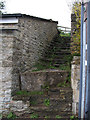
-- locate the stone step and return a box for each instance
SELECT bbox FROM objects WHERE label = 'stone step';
[20,110,72,119]
[13,88,72,103]
[44,58,69,62]
[45,52,71,56]
[52,64,61,67]
[30,92,72,105]
[44,54,71,59]
[46,45,70,50]
[48,87,72,96]
[50,39,70,43]
[50,42,70,45]
[46,44,70,50]
[30,103,72,112]
[42,60,69,65]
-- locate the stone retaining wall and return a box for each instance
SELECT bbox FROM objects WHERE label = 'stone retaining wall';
[71,56,80,115]
[0,14,58,115]
[21,70,69,91]
[13,16,58,92]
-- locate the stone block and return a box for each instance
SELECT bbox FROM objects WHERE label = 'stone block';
[21,70,69,91]
[2,67,12,82]
[72,102,76,114]
[71,56,80,115]
[73,89,79,103]
[5,89,11,95]
[11,100,30,112]
[3,97,11,102]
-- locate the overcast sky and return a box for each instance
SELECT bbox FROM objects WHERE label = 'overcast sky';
[3,0,71,27]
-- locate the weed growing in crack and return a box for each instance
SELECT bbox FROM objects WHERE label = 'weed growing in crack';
[44,99,50,106]
[56,115,62,119]
[30,113,38,118]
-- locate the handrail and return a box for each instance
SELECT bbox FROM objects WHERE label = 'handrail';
[57,26,71,33]
[58,26,71,29]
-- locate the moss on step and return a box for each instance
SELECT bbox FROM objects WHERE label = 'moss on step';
[15,90,44,96]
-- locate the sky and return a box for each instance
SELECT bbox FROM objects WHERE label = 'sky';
[3,0,71,27]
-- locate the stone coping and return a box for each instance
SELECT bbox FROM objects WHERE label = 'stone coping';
[1,13,58,24]
[22,69,69,74]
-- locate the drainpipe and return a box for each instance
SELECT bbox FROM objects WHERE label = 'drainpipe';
[87,0,90,119]
[78,0,84,118]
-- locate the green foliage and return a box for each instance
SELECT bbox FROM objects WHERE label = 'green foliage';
[56,115,62,119]
[16,90,44,96]
[57,81,67,87]
[59,54,73,71]
[57,70,71,87]
[41,84,49,91]
[32,60,57,72]
[7,112,17,120]
[32,61,48,71]
[0,114,2,119]
[71,2,81,55]
[57,80,70,87]
[60,31,71,37]
[30,100,37,105]
[70,115,75,119]
[30,113,38,118]
[44,116,50,119]
[72,52,80,56]
[16,90,27,95]
[44,99,50,106]
[59,65,70,71]
[70,115,78,120]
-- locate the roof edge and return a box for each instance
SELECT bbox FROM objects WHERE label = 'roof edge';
[1,13,58,24]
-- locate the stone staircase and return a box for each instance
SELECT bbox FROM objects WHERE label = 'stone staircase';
[13,86,72,119]
[12,35,73,119]
[42,36,71,68]
[29,87,72,119]
[33,35,72,71]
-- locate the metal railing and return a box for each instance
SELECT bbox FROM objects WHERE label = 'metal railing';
[57,26,71,33]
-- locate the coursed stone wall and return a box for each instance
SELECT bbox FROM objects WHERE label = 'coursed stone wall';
[0,15,58,115]
[12,16,58,92]
[0,28,15,115]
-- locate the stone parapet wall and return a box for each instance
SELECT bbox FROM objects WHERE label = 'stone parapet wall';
[17,17,58,71]
[71,56,80,115]
[21,70,69,91]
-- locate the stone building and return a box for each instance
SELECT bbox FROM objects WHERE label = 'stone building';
[0,13,58,114]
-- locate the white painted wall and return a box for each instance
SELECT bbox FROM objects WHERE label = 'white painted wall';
[0,17,18,24]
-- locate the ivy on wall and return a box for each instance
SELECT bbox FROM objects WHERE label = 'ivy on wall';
[71,2,81,56]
